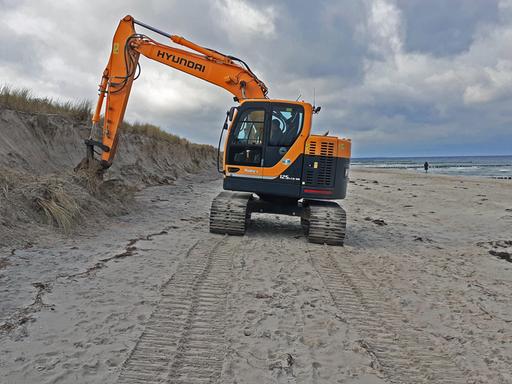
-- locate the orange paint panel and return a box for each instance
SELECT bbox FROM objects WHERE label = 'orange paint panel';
[239,99,308,107]
[100,17,138,164]
[305,135,351,159]
[306,135,338,157]
[137,43,266,100]
[337,138,352,159]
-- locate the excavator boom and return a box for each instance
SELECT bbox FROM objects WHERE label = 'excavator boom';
[86,15,267,168]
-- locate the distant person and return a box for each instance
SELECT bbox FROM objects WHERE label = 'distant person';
[424,161,429,173]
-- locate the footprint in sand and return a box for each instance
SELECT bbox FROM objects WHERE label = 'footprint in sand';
[477,240,512,262]
[364,217,387,226]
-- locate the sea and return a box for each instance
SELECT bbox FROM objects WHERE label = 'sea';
[351,155,512,179]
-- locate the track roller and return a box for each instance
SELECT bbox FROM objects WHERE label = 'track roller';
[303,201,346,246]
[209,191,252,235]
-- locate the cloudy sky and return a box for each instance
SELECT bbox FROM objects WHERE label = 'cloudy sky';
[1,0,511,157]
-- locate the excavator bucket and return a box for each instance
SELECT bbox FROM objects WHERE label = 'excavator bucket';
[74,134,110,180]
[74,145,105,179]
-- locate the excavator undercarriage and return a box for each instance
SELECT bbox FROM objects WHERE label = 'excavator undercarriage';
[210,192,347,245]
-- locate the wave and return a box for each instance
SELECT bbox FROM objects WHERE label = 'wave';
[351,156,512,177]
[352,163,511,169]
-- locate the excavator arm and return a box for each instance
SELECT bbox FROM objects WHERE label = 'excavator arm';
[85,15,268,169]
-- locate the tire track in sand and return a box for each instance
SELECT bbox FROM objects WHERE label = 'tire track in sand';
[116,235,238,383]
[308,244,469,384]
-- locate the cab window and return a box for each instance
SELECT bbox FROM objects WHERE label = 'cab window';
[269,105,304,147]
[227,108,265,166]
[232,109,264,145]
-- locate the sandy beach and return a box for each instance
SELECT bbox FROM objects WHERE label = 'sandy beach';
[2,2,511,382]
[1,168,511,384]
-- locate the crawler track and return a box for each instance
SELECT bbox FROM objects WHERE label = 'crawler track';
[304,201,347,246]
[309,245,468,384]
[117,236,237,383]
[209,192,252,235]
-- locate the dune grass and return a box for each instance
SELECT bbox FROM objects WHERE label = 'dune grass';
[1,84,211,150]
[33,184,82,232]
[0,85,92,121]
[0,169,82,233]
[121,121,190,146]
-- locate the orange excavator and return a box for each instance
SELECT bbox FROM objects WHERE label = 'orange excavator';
[82,15,352,245]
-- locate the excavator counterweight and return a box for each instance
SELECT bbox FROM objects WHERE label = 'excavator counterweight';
[79,15,351,245]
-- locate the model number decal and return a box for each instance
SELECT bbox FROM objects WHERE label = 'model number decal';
[279,174,300,181]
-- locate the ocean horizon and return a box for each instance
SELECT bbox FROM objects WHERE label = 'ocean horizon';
[351,155,512,178]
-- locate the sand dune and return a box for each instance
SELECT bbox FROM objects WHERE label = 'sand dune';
[0,106,216,248]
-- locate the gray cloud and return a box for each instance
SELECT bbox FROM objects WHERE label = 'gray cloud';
[1,0,511,157]
[397,0,500,57]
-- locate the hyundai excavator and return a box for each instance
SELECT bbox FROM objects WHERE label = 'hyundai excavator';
[80,15,351,245]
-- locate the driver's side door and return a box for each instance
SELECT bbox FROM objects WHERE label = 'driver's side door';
[225,103,269,178]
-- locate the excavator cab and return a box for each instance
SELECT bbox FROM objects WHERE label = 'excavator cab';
[222,99,351,202]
